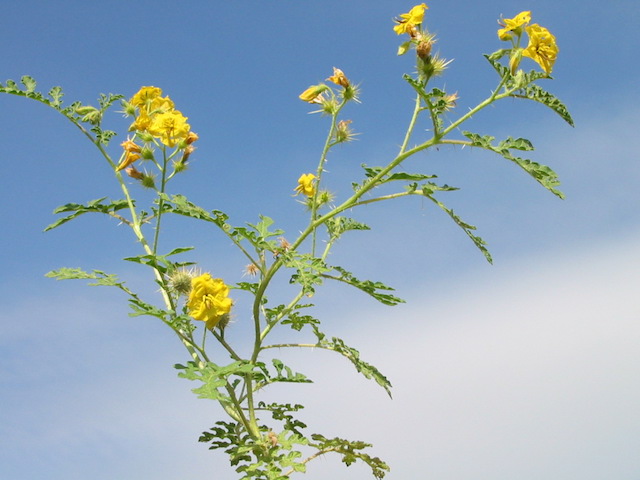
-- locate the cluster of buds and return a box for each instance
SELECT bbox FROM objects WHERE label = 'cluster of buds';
[394,4,451,81]
[117,86,199,186]
[497,11,558,75]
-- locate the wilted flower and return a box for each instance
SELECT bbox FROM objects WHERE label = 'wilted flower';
[294,173,317,197]
[115,151,141,171]
[443,92,459,111]
[327,67,350,88]
[187,273,233,329]
[125,165,144,179]
[522,24,558,74]
[335,119,356,143]
[185,131,199,145]
[121,139,142,153]
[243,263,260,277]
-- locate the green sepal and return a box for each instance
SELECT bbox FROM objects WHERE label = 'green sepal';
[397,41,411,56]
[44,197,129,231]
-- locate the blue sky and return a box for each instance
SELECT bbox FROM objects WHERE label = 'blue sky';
[1,1,639,479]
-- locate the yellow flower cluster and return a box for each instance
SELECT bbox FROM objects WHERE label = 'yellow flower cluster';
[187,273,233,329]
[498,11,559,74]
[128,86,192,147]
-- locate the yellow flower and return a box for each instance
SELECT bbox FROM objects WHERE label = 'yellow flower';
[327,67,350,88]
[497,11,531,40]
[393,3,428,35]
[522,24,558,74]
[130,109,152,132]
[149,95,175,115]
[147,110,190,147]
[130,86,163,107]
[187,273,233,329]
[294,173,316,197]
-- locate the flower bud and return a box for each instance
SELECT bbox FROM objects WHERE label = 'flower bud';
[75,105,102,125]
[140,174,156,189]
[168,269,195,296]
[115,151,141,171]
[416,38,433,61]
[509,48,524,75]
[141,146,155,160]
[299,84,329,103]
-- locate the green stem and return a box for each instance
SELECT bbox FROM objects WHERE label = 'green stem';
[310,98,347,255]
[152,148,169,255]
[399,92,423,154]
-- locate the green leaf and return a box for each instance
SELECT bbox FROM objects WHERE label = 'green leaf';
[515,82,575,127]
[48,86,64,107]
[314,334,392,397]
[127,297,168,320]
[159,193,220,223]
[44,197,129,231]
[309,433,390,479]
[45,267,137,296]
[178,360,253,401]
[483,52,574,127]
[123,247,193,274]
[463,131,564,199]
[420,191,493,263]
[281,252,331,296]
[325,216,370,241]
[21,75,36,93]
[280,311,320,332]
[325,266,404,306]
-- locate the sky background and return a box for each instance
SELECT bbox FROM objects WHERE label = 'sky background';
[1,1,639,479]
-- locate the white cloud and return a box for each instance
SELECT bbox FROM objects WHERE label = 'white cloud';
[292,231,640,479]
[2,234,638,480]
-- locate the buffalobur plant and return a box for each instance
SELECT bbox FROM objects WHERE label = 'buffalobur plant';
[1,5,572,479]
